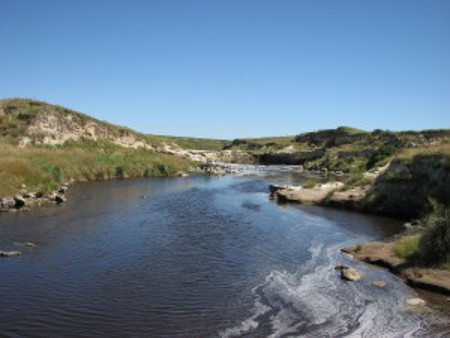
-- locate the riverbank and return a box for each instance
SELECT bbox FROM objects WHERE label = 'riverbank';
[269,153,450,307]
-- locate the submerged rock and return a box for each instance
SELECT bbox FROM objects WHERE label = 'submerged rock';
[402,298,432,314]
[13,241,37,248]
[335,265,363,281]
[0,250,23,257]
[372,280,386,288]
[407,298,426,306]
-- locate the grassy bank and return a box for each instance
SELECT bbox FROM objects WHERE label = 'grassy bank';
[0,139,193,197]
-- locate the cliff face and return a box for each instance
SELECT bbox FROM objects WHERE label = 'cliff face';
[367,155,450,219]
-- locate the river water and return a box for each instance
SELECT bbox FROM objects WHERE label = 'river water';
[0,169,445,337]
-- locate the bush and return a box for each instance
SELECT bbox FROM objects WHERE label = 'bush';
[419,207,450,266]
[366,145,397,169]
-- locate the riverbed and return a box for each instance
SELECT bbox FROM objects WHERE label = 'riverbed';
[0,171,444,337]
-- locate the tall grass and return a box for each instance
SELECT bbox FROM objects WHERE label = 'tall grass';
[0,139,192,197]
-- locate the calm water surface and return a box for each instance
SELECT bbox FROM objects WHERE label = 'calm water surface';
[0,172,444,337]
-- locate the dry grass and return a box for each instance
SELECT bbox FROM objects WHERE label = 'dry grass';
[397,144,450,159]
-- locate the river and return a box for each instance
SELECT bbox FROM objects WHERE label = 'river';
[0,169,443,337]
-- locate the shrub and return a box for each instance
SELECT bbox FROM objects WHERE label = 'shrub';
[366,145,398,169]
[418,207,450,266]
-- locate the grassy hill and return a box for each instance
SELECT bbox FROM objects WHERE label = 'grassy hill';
[0,98,198,197]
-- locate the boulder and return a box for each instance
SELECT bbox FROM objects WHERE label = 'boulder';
[58,186,69,194]
[1,197,16,210]
[54,194,67,204]
[335,265,363,281]
[0,250,23,257]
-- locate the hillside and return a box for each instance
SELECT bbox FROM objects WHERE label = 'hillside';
[0,98,229,151]
[0,98,205,198]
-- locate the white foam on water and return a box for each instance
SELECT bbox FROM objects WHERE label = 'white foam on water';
[219,296,271,337]
[220,242,438,338]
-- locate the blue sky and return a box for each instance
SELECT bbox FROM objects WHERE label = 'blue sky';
[1,0,449,139]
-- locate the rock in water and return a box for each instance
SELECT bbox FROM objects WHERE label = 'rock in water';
[58,186,69,194]
[335,265,363,281]
[0,251,23,257]
[372,280,386,288]
[55,194,67,204]
[407,298,426,306]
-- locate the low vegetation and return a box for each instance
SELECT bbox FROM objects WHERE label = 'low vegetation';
[419,206,450,268]
[0,139,192,197]
[393,235,421,260]
[391,206,450,270]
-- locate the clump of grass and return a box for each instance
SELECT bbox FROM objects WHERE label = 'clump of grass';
[393,235,421,259]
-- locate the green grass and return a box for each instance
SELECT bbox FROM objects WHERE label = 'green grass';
[0,139,193,197]
[335,126,367,135]
[163,136,231,150]
[393,235,421,259]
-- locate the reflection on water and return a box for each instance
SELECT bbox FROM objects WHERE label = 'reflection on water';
[0,174,445,337]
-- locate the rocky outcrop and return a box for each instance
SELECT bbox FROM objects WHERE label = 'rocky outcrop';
[366,154,450,219]
[402,268,450,295]
[342,241,450,295]
[270,154,450,220]
[326,186,370,209]
[272,182,344,204]
[341,242,406,271]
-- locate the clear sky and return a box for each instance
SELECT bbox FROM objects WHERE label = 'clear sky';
[1,0,449,139]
